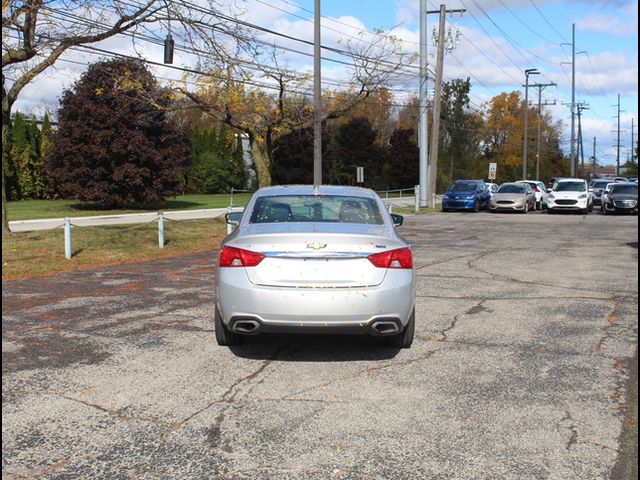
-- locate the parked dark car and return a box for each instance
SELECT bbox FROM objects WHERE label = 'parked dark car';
[590,179,615,206]
[601,182,638,215]
[442,180,491,212]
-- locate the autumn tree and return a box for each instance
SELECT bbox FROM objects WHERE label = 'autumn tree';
[481,91,565,183]
[45,58,190,207]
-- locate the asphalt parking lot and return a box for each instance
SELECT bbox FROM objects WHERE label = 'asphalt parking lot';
[2,209,638,480]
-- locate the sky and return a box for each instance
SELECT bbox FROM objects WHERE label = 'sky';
[12,0,639,167]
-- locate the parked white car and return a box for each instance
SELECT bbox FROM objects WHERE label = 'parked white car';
[516,180,549,210]
[486,183,499,196]
[547,178,593,214]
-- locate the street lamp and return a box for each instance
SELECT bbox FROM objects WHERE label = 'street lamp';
[523,68,539,180]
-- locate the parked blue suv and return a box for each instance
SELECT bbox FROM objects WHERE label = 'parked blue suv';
[442,180,492,212]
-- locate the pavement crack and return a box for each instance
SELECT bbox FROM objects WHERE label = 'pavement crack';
[60,395,177,427]
[132,342,293,479]
[559,410,578,451]
[595,304,619,355]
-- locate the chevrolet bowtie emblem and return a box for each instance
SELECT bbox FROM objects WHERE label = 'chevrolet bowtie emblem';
[307,242,327,250]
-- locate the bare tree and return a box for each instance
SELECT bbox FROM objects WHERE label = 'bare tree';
[179,30,415,187]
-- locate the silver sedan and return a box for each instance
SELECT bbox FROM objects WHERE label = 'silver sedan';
[215,185,416,348]
[490,182,536,213]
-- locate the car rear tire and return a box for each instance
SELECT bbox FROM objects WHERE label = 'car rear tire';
[385,308,415,349]
[215,305,243,346]
[473,202,480,213]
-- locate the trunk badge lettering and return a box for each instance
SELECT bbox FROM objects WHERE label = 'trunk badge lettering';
[307,242,327,250]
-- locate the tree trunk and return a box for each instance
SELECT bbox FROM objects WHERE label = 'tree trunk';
[250,136,272,188]
[2,92,12,236]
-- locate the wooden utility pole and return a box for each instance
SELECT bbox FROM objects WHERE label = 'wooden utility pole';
[427,5,464,203]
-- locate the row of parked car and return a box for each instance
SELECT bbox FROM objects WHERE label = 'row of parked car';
[441,177,638,215]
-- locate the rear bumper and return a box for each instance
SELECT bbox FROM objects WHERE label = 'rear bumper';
[217,269,415,334]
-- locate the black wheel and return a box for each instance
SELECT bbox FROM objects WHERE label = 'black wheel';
[547,208,554,214]
[523,202,529,214]
[442,207,449,213]
[473,201,480,213]
[215,305,243,346]
[385,308,415,349]
[588,202,593,213]
[601,206,607,215]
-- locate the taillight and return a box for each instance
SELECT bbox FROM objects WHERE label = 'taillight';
[218,246,265,267]
[367,248,413,269]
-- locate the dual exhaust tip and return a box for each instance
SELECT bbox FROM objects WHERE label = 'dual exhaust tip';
[229,317,401,335]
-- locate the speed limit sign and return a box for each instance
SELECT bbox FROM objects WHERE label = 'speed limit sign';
[488,163,497,180]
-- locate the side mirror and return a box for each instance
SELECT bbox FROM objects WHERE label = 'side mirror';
[225,211,242,225]
[588,187,594,192]
[390,213,404,227]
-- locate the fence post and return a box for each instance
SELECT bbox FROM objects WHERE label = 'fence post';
[226,207,233,235]
[414,185,419,213]
[64,217,72,259]
[158,213,164,248]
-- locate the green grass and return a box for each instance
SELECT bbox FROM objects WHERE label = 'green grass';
[2,218,228,279]
[6,193,253,221]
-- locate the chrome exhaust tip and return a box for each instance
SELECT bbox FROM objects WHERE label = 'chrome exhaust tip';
[371,320,401,335]
[230,318,261,335]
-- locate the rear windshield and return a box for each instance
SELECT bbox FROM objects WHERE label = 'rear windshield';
[497,184,525,194]
[610,184,638,195]
[592,180,612,189]
[554,181,586,192]
[249,195,385,225]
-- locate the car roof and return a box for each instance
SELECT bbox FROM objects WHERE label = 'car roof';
[253,185,379,199]
[556,178,586,183]
[610,182,637,186]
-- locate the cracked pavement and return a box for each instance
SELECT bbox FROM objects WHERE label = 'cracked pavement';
[2,210,638,479]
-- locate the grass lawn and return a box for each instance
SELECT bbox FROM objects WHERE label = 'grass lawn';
[2,218,227,280]
[6,193,253,221]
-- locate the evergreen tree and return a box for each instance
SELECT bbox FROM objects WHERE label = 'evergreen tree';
[387,128,419,189]
[325,117,388,189]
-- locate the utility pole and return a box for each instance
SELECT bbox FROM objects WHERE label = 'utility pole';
[631,118,635,165]
[418,0,429,207]
[532,82,556,181]
[561,24,577,176]
[523,68,539,179]
[616,94,621,175]
[428,5,464,204]
[577,103,589,175]
[570,24,576,177]
[592,137,596,175]
[313,0,322,186]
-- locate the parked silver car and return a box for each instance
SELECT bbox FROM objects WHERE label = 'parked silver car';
[490,182,536,213]
[215,185,416,348]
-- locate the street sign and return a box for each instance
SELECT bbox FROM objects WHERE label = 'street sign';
[488,162,497,180]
